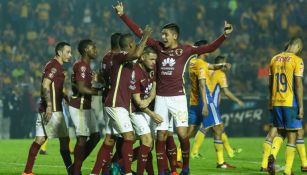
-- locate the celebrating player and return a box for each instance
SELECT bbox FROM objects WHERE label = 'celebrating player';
[113,2,233,174]
[69,39,101,175]
[22,42,72,175]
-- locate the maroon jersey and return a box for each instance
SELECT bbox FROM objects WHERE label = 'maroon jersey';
[131,63,156,112]
[101,51,114,102]
[39,58,65,112]
[69,59,93,109]
[104,52,135,111]
[120,14,226,96]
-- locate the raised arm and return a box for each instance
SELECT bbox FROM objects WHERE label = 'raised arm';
[113,2,161,49]
[191,21,233,55]
[208,63,231,70]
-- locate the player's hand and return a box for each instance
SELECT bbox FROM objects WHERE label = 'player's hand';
[142,25,153,38]
[151,113,163,124]
[224,21,233,36]
[298,107,304,120]
[43,106,52,124]
[202,106,208,117]
[113,1,124,16]
[222,63,231,71]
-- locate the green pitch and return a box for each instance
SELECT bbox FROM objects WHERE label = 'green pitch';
[0,138,303,175]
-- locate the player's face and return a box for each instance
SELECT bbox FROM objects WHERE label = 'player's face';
[61,46,72,62]
[86,44,98,59]
[142,52,157,70]
[161,29,177,48]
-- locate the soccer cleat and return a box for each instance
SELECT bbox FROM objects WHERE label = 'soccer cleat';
[110,162,120,175]
[191,153,204,159]
[179,168,189,175]
[301,166,307,172]
[39,150,47,155]
[22,173,34,175]
[171,171,180,175]
[216,162,236,169]
[260,167,268,172]
[267,154,275,175]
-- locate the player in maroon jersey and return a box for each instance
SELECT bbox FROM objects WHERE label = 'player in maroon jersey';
[90,26,152,175]
[22,42,72,175]
[114,2,233,174]
[68,39,101,175]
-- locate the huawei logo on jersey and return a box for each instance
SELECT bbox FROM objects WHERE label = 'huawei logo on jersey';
[162,58,176,67]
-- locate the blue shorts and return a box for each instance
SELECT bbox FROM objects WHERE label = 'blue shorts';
[203,103,222,129]
[272,106,302,130]
[188,105,202,126]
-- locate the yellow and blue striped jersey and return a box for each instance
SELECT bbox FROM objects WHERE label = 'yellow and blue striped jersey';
[270,52,304,107]
[208,70,228,106]
[189,58,210,106]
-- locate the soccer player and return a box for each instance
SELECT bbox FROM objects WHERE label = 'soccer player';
[190,55,244,159]
[90,27,152,175]
[113,2,233,174]
[22,42,72,175]
[130,46,163,174]
[267,37,304,175]
[69,39,101,175]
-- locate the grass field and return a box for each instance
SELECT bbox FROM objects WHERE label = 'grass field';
[0,138,304,175]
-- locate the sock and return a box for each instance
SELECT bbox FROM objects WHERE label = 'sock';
[83,133,100,160]
[179,137,190,169]
[24,142,41,173]
[136,145,151,174]
[191,129,206,156]
[133,146,140,161]
[177,147,182,162]
[166,135,177,172]
[284,144,296,175]
[112,137,124,162]
[91,142,114,174]
[271,136,284,159]
[145,151,154,175]
[296,139,307,167]
[214,139,224,164]
[40,139,48,151]
[156,140,167,173]
[73,144,85,174]
[261,140,272,168]
[60,149,72,169]
[121,139,134,174]
[221,132,234,157]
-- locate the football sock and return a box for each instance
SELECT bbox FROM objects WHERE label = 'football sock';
[83,133,100,160]
[60,149,72,169]
[284,144,296,175]
[73,144,85,174]
[191,129,206,156]
[296,139,307,167]
[145,152,154,175]
[156,140,167,173]
[91,142,113,174]
[261,140,272,168]
[137,144,151,174]
[40,139,48,152]
[271,136,284,159]
[24,142,41,173]
[166,135,177,172]
[221,132,234,157]
[214,139,224,164]
[121,139,134,174]
[179,137,190,169]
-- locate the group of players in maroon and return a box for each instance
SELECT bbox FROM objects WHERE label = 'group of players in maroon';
[22,2,233,175]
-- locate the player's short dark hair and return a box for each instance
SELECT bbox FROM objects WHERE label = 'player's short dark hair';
[119,33,133,49]
[162,23,180,36]
[143,46,157,55]
[111,33,122,50]
[215,55,226,64]
[78,39,94,56]
[194,40,208,47]
[55,42,70,56]
[284,37,303,51]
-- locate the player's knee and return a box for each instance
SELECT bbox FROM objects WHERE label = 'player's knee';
[77,136,87,146]
[157,130,167,141]
[297,129,305,138]
[123,131,135,141]
[35,136,46,145]
[104,134,116,146]
[141,134,153,147]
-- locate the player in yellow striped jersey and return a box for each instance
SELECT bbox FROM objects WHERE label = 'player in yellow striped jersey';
[190,55,244,162]
[266,37,304,175]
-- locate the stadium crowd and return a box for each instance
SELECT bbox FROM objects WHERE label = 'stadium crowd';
[0,0,307,138]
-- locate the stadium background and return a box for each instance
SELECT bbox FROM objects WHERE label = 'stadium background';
[0,0,307,139]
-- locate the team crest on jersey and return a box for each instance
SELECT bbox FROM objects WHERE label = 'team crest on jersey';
[175,49,183,56]
[162,57,176,67]
[130,70,136,84]
[80,66,86,72]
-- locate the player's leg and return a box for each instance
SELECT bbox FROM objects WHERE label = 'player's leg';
[154,95,170,175]
[39,139,48,155]
[166,119,179,174]
[191,126,207,159]
[283,107,301,175]
[169,95,190,174]
[260,126,277,171]
[59,137,73,173]
[296,128,307,171]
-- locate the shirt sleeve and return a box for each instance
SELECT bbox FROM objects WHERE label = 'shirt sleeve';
[219,72,228,88]
[197,61,208,81]
[190,35,226,55]
[44,65,57,81]
[294,58,304,77]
